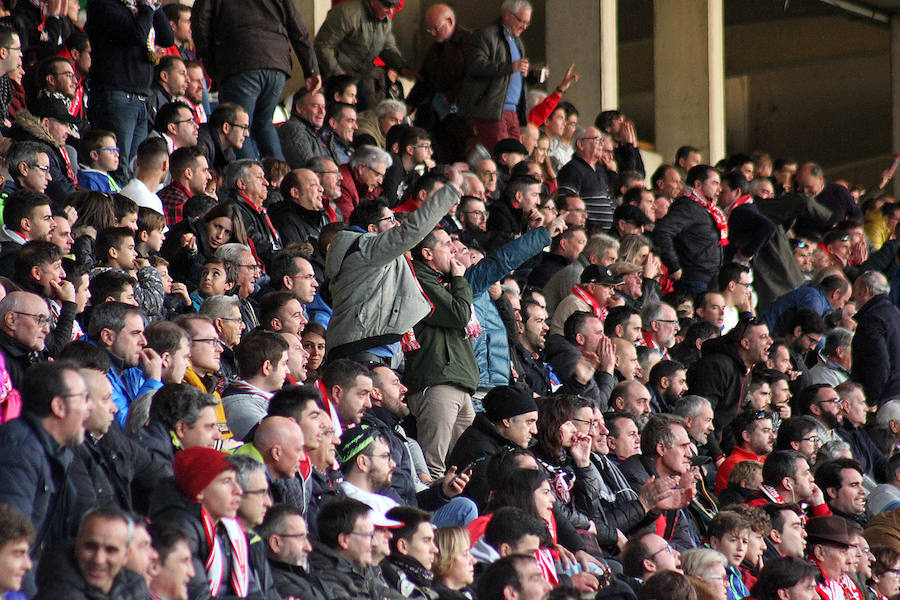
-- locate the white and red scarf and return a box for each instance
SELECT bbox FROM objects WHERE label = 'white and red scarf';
[725,193,754,218]
[690,188,729,246]
[571,285,607,321]
[201,509,249,597]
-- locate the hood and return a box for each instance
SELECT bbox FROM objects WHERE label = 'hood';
[699,331,746,368]
[470,537,501,564]
[148,475,198,521]
[11,110,60,148]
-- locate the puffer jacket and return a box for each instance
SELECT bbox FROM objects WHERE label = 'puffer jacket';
[652,194,724,287]
[468,226,551,388]
[34,543,148,600]
[313,0,405,79]
[686,333,749,435]
[324,183,460,357]
[7,110,75,204]
[458,20,526,122]
[404,261,478,394]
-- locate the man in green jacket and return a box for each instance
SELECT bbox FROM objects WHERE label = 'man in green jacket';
[405,227,479,479]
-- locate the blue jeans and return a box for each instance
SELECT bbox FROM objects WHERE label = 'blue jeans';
[218,68,286,160]
[432,496,478,527]
[88,89,149,178]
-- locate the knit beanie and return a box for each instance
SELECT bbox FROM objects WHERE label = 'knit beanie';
[173,447,233,499]
[483,385,538,422]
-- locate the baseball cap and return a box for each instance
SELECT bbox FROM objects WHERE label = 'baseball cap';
[30,95,79,125]
[580,265,623,286]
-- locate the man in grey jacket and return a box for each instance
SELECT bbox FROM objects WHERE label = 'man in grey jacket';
[325,168,462,363]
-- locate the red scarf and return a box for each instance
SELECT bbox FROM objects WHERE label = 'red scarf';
[725,193,754,218]
[570,285,607,321]
[201,509,249,597]
[839,575,864,600]
[690,188,729,246]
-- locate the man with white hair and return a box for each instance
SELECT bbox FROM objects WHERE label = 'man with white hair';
[336,145,393,222]
[356,99,406,150]
[851,271,900,404]
[458,0,532,152]
[877,399,900,456]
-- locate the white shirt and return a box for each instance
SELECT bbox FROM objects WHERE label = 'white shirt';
[120,178,164,215]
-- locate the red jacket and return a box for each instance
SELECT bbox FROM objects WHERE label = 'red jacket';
[715,445,766,495]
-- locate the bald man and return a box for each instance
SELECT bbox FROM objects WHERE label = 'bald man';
[0,291,54,386]
[271,168,329,246]
[239,416,309,511]
[417,3,471,121]
[612,337,641,381]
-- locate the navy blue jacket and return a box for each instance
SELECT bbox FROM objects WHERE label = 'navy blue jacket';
[851,293,900,405]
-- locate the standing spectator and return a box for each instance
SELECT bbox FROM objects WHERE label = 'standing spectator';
[556,127,616,230]
[146,56,188,128]
[850,271,900,405]
[192,0,320,160]
[158,146,212,226]
[318,102,357,166]
[459,0,532,152]
[313,0,407,95]
[86,0,174,175]
[270,169,329,246]
[596,109,644,177]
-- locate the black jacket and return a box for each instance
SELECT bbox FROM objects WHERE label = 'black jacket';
[70,424,172,517]
[269,199,331,246]
[652,195,724,286]
[150,477,279,600]
[130,418,177,465]
[226,193,282,265]
[725,203,776,263]
[159,217,213,288]
[458,19,525,122]
[0,413,77,595]
[86,0,174,95]
[512,342,553,397]
[7,110,76,204]
[686,334,750,435]
[270,560,327,600]
[526,252,572,289]
[851,293,900,405]
[838,422,888,483]
[198,123,236,173]
[34,543,148,600]
[307,542,404,600]
[0,328,39,388]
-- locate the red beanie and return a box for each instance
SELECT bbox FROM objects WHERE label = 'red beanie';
[173,447,233,499]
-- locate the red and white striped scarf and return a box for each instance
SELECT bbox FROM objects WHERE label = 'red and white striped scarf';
[571,285,607,321]
[690,188,729,246]
[201,509,249,597]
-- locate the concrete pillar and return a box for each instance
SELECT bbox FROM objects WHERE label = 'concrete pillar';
[599,0,618,111]
[546,0,616,121]
[283,0,331,100]
[892,16,900,198]
[654,0,726,165]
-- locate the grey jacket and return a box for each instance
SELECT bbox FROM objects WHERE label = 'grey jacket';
[278,116,328,169]
[324,183,460,356]
[458,20,525,122]
[313,0,405,79]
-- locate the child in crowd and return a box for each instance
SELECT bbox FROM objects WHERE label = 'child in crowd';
[112,193,139,231]
[135,207,166,259]
[150,255,192,318]
[708,510,752,600]
[190,257,237,311]
[92,226,165,319]
[77,130,121,193]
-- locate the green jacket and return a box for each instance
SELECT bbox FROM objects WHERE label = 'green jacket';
[313,0,406,79]
[404,261,479,394]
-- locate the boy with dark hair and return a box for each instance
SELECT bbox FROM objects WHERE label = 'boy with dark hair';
[0,504,34,598]
[77,130,121,193]
[222,330,290,439]
[708,510,752,600]
[93,226,165,320]
[135,207,166,259]
[189,257,237,311]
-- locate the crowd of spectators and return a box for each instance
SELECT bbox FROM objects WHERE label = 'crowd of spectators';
[0,0,900,600]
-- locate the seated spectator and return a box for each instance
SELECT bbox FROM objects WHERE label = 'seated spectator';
[432,525,477,598]
[152,101,199,154]
[869,545,900,600]
[8,95,77,204]
[147,55,188,128]
[133,383,222,462]
[158,145,213,226]
[307,497,402,599]
[0,190,55,278]
[746,449,830,519]
[381,506,438,598]
[0,505,34,599]
[761,503,806,559]
[223,159,282,265]
[621,531,684,584]
[87,302,162,427]
[146,522,195,600]
[717,460,763,507]
[805,515,863,599]
[609,380,652,428]
[715,410,775,495]
[0,291,53,386]
[814,458,868,527]
[0,362,87,595]
[797,383,844,446]
[258,504,324,600]
[475,554,553,600]
[144,320,192,385]
[77,130,122,193]
[119,137,170,216]
[198,295,244,380]
[266,250,319,313]
[868,454,900,515]
[318,102,357,167]
[279,89,328,170]
[89,270,137,305]
[258,291,306,336]
[680,548,730,600]
[270,169,330,246]
[34,506,146,600]
[4,143,53,198]
[774,415,821,463]
[706,511,751,600]
[335,145,392,222]
[550,265,620,336]
[808,326,853,387]
[189,257,237,310]
[236,416,306,508]
[356,99,407,150]
[834,381,884,486]
[748,556,819,600]
[197,103,249,173]
[606,411,641,462]
[222,330,289,440]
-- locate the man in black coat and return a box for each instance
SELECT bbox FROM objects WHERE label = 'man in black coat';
[270,168,331,246]
[851,271,900,405]
[0,362,88,596]
[34,506,148,600]
[258,504,326,600]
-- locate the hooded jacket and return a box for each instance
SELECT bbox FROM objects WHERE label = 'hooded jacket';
[7,110,75,204]
[324,182,460,357]
[686,333,750,435]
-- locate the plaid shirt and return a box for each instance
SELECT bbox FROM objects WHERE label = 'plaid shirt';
[158,182,192,226]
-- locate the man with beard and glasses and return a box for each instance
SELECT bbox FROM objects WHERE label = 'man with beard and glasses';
[799,384,845,446]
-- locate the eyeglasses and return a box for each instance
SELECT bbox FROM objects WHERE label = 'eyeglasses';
[12,311,52,326]
[229,122,251,130]
[97,146,120,154]
[28,163,50,172]
[289,273,316,280]
[275,532,309,539]
[4,46,20,51]
[173,118,196,126]
[478,171,498,179]
[654,319,678,324]
[220,317,244,323]
[510,12,530,26]
[425,19,448,35]
[193,338,225,348]
[364,165,386,178]
[413,143,432,149]
[314,169,341,176]
[368,452,392,461]
[799,435,820,444]
[650,543,674,559]
[572,418,595,430]
[817,397,844,407]
[348,531,376,539]
[376,214,397,224]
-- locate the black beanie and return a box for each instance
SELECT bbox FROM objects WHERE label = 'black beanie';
[483,385,538,422]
